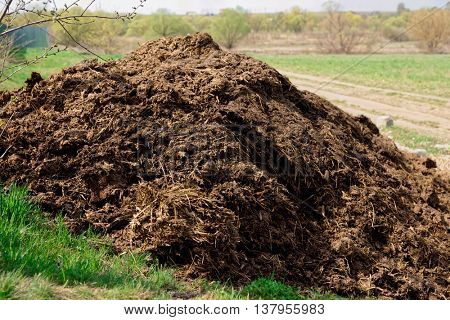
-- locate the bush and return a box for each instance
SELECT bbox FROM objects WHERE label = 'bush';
[382,12,411,42]
[148,9,194,38]
[247,14,270,33]
[409,9,450,53]
[128,9,193,39]
[281,7,307,33]
[211,8,250,49]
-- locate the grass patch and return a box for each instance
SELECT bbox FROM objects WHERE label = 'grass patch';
[242,278,301,300]
[0,184,181,299]
[252,54,450,98]
[0,48,121,91]
[383,126,447,155]
[241,278,342,300]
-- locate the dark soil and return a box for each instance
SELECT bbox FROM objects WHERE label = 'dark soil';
[0,33,448,299]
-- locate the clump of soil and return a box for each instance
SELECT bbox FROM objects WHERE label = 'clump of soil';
[0,33,448,299]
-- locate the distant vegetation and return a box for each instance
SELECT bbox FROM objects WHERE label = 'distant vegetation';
[211,8,250,48]
[409,9,450,53]
[5,4,449,54]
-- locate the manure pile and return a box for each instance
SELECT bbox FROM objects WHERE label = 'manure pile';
[0,33,448,299]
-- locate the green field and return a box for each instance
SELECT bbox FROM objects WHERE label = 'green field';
[382,126,447,155]
[253,54,450,98]
[0,49,120,91]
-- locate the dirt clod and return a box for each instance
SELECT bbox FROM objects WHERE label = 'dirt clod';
[424,158,437,169]
[25,71,43,90]
[1,33,448,299]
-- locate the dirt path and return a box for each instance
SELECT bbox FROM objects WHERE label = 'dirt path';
[281,70,450,142]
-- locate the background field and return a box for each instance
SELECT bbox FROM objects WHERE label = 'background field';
[1,49,119,91]
[253,53,450,98]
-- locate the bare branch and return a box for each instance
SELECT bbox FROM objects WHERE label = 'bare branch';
[0,0,13,26]
[56,19,106,61]
[81,0,96,16]
[0,0,147,37]
[1,15,122,37]
[0,0,147,85]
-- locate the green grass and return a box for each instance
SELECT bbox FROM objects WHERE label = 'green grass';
[241,278,303,300]
[0,48,120,91]
[0,185,340,300]
[0,184,183,299]
[383,126,448,155]
[252,54,450,98]
[240,278,342,300]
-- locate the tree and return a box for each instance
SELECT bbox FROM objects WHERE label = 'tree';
[148,9,193,38]
[0,0,146,83]
[409,9,450,53]
[382,11,411,41]
[211,8,250,49]
[318,1,365,53]
[282,7,307,33]
[185,14,213,33]
[127,9,193,39]
[248,14,270,33]
[268,12,285,32]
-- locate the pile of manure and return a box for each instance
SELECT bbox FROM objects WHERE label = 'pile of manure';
[1,33,448,299]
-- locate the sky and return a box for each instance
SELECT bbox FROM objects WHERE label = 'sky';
[57,0,447,14]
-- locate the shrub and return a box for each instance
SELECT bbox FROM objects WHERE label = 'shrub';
[211,8,250,49]
[409,9,450,53]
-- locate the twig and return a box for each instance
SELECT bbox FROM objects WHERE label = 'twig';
[56,20,106,61]
[0,145,11,159]
[0,0,147,38]
[82,0,96,16]
[0,0,13,26]
[0,15,125,37]
[0,46,61,84]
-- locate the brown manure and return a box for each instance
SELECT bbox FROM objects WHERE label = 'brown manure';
[0,33,448,299]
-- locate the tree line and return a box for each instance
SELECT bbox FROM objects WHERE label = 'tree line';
[8,3,450,54]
